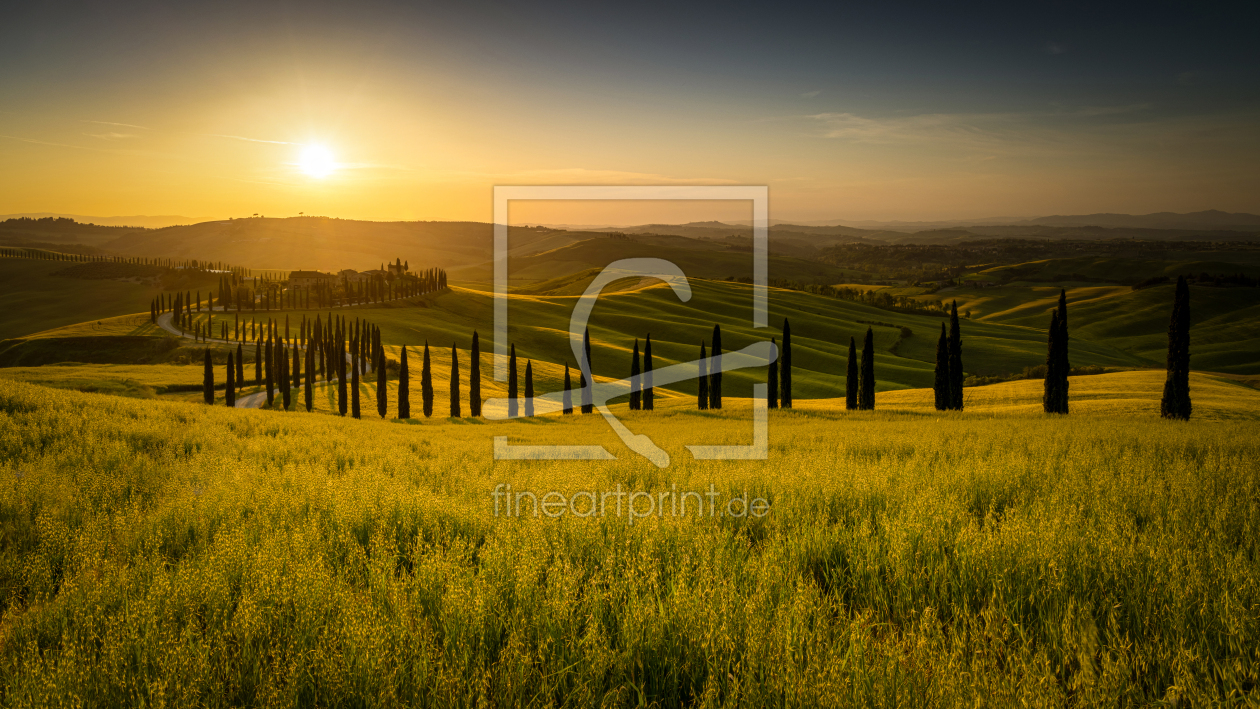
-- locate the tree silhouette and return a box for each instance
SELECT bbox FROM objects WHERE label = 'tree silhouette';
[859,327,875,410]
[1161,276,1192,420]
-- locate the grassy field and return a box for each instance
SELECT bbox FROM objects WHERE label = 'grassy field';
[0,375,1256,706]
[0,259,170,341]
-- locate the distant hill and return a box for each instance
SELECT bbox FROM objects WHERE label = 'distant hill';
[1019,210,1260,231]
[102,217,594,273]
[0,213,212,228]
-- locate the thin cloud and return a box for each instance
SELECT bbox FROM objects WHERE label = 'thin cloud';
[208,134,298,145]
[83,120,151,130]
[801,90,822,98]
[84,132,139,140]
[452,167,740,185]
[0,134,106,151]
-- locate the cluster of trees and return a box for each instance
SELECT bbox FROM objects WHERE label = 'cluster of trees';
[0,246,250,275]
[1133,272,1260,291]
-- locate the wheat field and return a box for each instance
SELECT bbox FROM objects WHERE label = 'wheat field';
[0,376,1257,706]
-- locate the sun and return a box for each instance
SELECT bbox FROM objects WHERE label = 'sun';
[298,145,336,178]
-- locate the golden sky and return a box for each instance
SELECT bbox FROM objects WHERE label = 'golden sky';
[2,2,1258,224]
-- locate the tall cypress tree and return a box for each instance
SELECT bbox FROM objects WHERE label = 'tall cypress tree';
[1043,311,1062,414]
[280,344,291,410]
[629,339,641,410]
[643,335,654,411]
[304,347,313,412]
[935,322,950,411]
[563,364,573,415]
[948,301,964,411]
[766,338,777,410]
[845,337,858,411]
[1057,289,1070,413]
[292,342,301,391]
[709,324,722,409]
[398,346,410,419]
[859,327,875,410]
[226,352,236,407]
[337,336,348,416]
[699,341,709,410]
[203,349,214,404]
[376,349,387,418]
[421,343,433,418]
[255,339,262,384]
[781,319,792,409]
[449,344,461,417]
[264,337,274,407]
[581,327,593,414]
[351,354,361,419]
[524,360,534,417]
[236,343,244,392]
[470,331,482,417]
[508,344,519,418]
[1161,276,1192,420]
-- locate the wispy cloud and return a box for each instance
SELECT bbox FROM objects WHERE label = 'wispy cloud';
[451,167,740,185]
[1044,41,1068,55]
[208,134,297,145]
[0,134,105,151]
[84,131,139,140]
[801,90,822,98]
[83,120,151,130]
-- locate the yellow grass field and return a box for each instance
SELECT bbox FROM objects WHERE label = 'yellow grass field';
[0,371,1256,706]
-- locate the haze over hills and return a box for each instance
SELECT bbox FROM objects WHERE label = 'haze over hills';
[548,210,1260,233]
[0,213,215,229]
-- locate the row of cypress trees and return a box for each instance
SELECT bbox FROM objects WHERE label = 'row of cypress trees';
[201,281,1195,420]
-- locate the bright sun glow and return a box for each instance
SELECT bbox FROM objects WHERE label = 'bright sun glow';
[298,145,336,178]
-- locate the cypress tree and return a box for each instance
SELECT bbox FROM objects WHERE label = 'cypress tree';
[265,337,274,407]
[563,364,573,415]
[766,338,777,410]
[450,344,461,417]
[292,342,301,391]
[629,339,641,411]
[524,361,534,417]
[698,341,709,410]
[781,319,792,408]
[203,349,214,404]
[1043,311,1061,414]
[376,349,387,418]
[948,301,964,411]
[398,346,410,419]
[1161,276,1192,420]
[470,331,482,417]
[935,322,950,411]
[643,335,654,411]
[508,344,519,418]
[709,324,722,409]
[304,347,313,412]
[351,355,361,419]
[254,339,262,384]
[337,336,348,416]
[1056,289,1070,413]
[421,343,433,417]
[280,344,290,410]
[859,327,875,410]
[581,327,593,414]
[226,352,236,406]
[845,337,858,410]
[236,343,244,391]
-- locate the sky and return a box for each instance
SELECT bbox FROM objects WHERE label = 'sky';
[1,0,1258,224]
